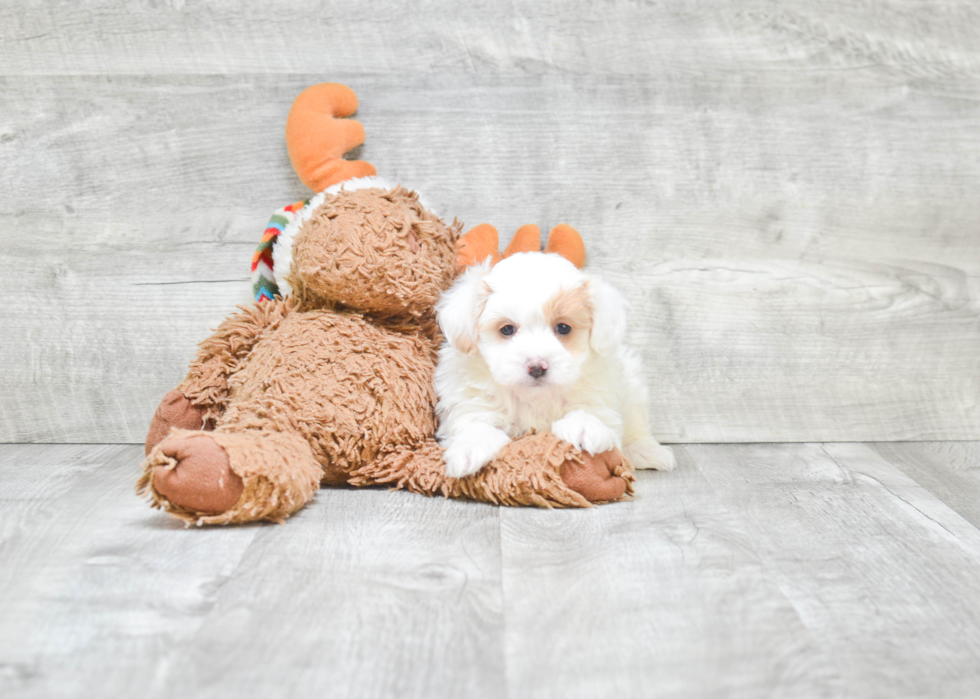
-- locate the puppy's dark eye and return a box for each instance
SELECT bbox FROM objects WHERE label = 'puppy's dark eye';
[500,324,516,337]
[555,323,572,335]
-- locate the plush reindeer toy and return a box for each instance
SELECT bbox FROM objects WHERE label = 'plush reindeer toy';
[138,83,633,525]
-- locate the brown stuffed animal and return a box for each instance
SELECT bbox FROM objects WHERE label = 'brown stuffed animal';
[137,83,632,525]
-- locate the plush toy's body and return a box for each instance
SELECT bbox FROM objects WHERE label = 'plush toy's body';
[137,84,633,525]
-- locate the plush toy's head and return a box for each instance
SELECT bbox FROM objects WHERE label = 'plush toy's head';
[283,183,459,317]
[252,83,460,318]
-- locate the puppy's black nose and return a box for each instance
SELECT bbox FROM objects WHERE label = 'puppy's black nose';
[527,362,548,379]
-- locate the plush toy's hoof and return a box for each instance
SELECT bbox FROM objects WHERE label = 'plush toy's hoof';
[151,434,244,515]
[145,390,210,455]
[560,448,629,502]
[139,428,322,525]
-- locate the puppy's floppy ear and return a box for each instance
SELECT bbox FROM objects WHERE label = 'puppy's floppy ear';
[586,275,629,355]
[436,260,492,355]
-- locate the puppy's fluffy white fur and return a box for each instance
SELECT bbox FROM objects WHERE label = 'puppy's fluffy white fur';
[435,251,675,478]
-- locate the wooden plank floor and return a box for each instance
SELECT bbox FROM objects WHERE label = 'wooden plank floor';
[2,442,979,698]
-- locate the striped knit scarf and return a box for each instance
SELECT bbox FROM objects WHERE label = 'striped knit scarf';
[250,200,308,303]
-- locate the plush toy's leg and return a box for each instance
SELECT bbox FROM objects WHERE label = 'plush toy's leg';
[560,448,632,502]
[347,440,449,497]
[349,433,633,508]
[137,428,321,525]
[454,433,633,507]
[177,298,298,423]
[144,299,297,454]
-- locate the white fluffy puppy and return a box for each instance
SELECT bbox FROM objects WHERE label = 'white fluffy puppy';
[434,251,676,478]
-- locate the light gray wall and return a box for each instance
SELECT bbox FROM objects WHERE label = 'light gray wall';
[2,1,978,443]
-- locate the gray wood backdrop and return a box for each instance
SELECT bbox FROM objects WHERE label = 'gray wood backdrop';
[2,0,978,444]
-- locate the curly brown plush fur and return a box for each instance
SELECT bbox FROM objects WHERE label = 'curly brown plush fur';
[350,432,633,508]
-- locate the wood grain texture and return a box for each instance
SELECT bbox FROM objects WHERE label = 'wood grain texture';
[499,456,838,698]
[2,2,980,442]
[0,445,505,699]
[5,442,980,697]
[689,443,980,697]
[2,0,978,77]
[0,445,261,697]
[869,441,980,528]
[149,492,506,699]
[500,443,980,698]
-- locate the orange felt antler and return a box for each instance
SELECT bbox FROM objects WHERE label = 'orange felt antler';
[502,224,541,258]
[544,224,586,269]
[455,223,501,269]
[456,223,586,271]
[286,83,377,192]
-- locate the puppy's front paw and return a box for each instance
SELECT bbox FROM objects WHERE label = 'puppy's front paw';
[625,437,676,471]
[442,426,512,478]
[552,410,618,456]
